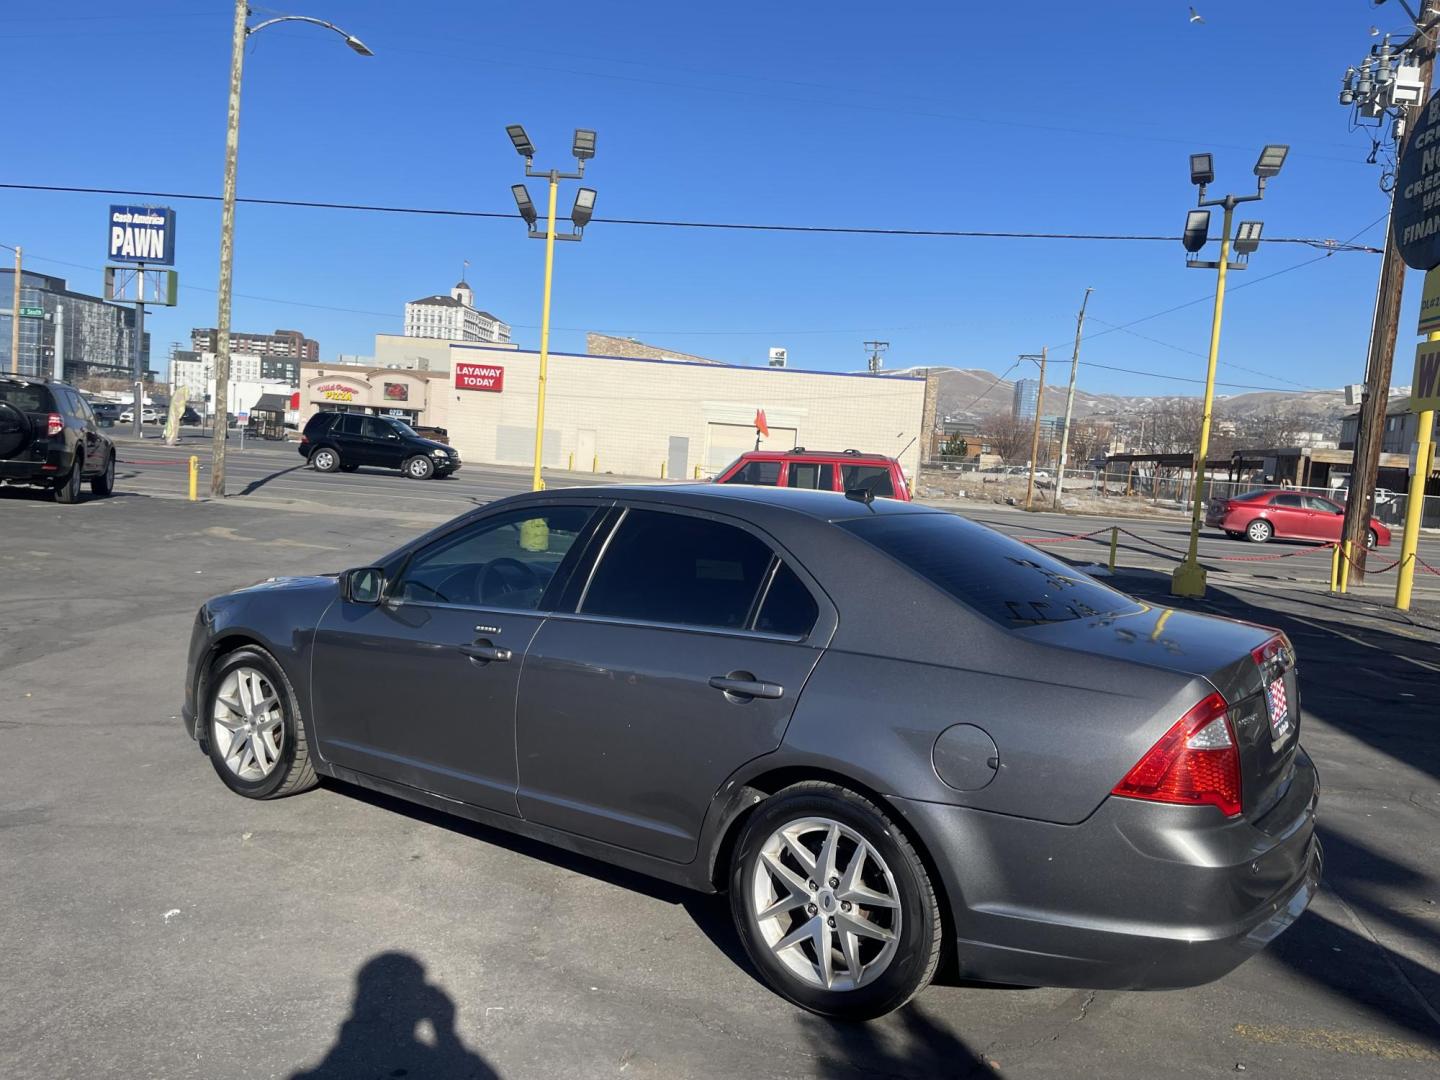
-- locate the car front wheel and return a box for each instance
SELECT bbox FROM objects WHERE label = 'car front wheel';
[729,782,943,1020]
[1245,519,1273,543]
[311,447,340,472]
[204,646,317,800]
[404,455,435,480]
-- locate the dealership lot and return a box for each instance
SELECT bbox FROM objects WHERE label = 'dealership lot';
[2,485,1439,1078]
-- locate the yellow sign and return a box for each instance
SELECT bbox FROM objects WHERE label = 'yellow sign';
[1421,266,1440,334]
[321,390,354,402]
[1413,339,1440,412]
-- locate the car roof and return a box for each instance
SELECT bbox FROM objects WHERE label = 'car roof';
[734,449,897,462]
[524,482,933,522]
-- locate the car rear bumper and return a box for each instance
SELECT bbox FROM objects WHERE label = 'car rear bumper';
[889,746,1321,990]
[0,448,71,484]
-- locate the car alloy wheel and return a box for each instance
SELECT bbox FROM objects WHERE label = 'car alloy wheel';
[211,666,285,782]
[405,455,435,480]
[749,816,902,991]
[1246,520,1272,543]
[1366,529,1378,550]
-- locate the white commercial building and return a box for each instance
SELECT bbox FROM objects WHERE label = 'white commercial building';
[403,282,511,344]
[170,351,264,399]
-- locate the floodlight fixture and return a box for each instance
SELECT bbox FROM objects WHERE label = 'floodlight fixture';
[345,35,373,56]
[506,124,536,159]
[1234,220,1263,255]
[1182,210,1211,253]
[1254,144,1289,180]
[571,187,597,229]
[572,129,596,161]
[1189,153,1215,186]
[512,184,537,226]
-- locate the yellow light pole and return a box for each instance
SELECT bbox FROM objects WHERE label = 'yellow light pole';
[506,125,597,492]
[1171,146,1288,598]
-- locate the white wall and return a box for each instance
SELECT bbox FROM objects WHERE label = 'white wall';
[440,345,926,480]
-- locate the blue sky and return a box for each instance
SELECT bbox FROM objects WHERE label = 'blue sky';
[0,1,1421,396]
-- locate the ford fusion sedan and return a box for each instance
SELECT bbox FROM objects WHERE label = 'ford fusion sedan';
[181,485,1320,1019]
[1206,488,1391,547]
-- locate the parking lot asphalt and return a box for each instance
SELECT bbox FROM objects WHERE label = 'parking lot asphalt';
[3,475,1439,1078]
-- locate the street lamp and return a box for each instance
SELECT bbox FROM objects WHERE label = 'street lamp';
[1170,146,1286,598]
[506,125,598,492]
[210,2,371,497]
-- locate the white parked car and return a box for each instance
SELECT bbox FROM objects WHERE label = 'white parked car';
[119,407,162,424]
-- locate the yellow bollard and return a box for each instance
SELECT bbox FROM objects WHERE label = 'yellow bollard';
[568,451,574,471]
[592,454,597,474]
[660,461,666,479]
[1329,543,1341,594]
[188,456,198,501]
[1338,540,1351,593]
[1109,526,1118,573]
[694,464,701,479]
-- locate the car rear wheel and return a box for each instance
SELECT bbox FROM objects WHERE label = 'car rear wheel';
[404,455,435,480]
[729,781,943,1020]
[311,447,340,472]
[90,452,115,497]
[204,646,317,800]
[1245,519,1272,543]
[55,455,84,504]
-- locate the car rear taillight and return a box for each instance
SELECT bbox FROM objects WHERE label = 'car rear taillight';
[1250,633,1292,672]
[1111,692,1242,817]
[299,434,309,445]
[46,413,64,437]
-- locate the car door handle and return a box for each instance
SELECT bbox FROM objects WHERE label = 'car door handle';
[708,675,783,700]
[461,643,512,663]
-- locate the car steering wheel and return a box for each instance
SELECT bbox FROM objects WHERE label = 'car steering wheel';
[480,558,538,605]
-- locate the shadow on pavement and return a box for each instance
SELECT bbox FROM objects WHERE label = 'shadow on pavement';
[797,1002,1000,1079]
[289,951,498,1079]
[238,463,309,496]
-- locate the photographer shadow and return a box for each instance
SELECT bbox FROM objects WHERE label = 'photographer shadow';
[291,952,498,1080]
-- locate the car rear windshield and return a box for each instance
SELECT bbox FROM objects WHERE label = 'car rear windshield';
[840,513,1140,627]
[0,382,53,412]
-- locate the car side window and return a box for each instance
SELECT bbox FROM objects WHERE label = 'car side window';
[335,414,362,436]
[841,464,895,498]
[581,509,774,630]
[755,562,819,637]
[786,462,826,489]
[360,416,396,440]
[1271,493,1303,508]
[393,506,596,610]
[723,460,780,486]
[1304,495,1341,513]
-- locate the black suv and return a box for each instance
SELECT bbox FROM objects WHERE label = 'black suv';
[299,411,460,480]
[0,376,116,503]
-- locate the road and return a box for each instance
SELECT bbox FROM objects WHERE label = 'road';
[2,467,1438,1078]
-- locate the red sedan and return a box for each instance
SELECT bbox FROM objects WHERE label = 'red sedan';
[1206,489,1392,548]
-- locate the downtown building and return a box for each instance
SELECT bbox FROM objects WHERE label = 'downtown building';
[189,327,317,383]
[0,269,149,380]
[403,281,510,344]
[1012,377,1040,420]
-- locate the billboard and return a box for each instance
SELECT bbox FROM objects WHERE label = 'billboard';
[108,205,176,265]
[455,362,504,392]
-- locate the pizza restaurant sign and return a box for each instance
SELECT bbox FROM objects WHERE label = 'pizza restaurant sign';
[455,362,504,392]
[315,382,359,402]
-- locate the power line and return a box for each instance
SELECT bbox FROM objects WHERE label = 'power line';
[0,183,1384,249]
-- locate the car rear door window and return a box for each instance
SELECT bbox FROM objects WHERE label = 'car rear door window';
[786,462,828,489]
[755,562,819,637]
[841,513,1139,627]
[841,463,895,498]
[723,460,780,486]
[336,414,362,436]
[582,509,773,630]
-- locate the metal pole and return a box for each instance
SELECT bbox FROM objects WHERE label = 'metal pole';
[53,303,64,381]
[1054,287,1092,508]
[212,0,247,496]
[1172,200,1235,598]
[9,245,20,374]
[530,172,559,492]
[133,265,145,438]
[1024,347,1048,511]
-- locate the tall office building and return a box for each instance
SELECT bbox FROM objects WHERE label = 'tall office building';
[0,269,149,380]
[191,327,318,363]
[1012,378,1041,420]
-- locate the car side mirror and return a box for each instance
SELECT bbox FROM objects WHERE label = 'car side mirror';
[342,566,385,605]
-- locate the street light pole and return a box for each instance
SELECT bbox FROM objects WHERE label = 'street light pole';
[531,174,559,492]
[209,2,371,497]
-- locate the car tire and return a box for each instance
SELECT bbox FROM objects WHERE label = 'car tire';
[203,645,318,800]
[1366,528,1378,550]
[54,454,84,504]
[404,455,435,480]
[310,447,341,473]
[728,781,943,1020]
[90,452,115,497]
[1245,519,1272,543]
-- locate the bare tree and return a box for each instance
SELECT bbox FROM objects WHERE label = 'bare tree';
[983,415,1033,464]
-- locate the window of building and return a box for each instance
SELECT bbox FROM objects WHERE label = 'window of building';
[582,509,774,630]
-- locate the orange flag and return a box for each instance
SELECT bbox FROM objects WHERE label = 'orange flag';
[754,409,769,438]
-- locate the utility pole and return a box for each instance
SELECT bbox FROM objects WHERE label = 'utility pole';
[864,340,889,374]
[1053,287,1093,508]
[1339,14,1438,582]
[1023,348,1048,511]
[9,245,20,375]
[211,0,247,495]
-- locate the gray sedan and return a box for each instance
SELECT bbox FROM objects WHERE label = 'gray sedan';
[180,484,1320,1020]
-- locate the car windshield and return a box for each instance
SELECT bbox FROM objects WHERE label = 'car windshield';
[841,513,1141,627]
